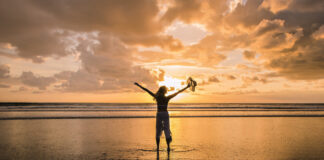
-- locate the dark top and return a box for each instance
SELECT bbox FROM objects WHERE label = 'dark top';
[156,96,170,112]
[134,83,189,112]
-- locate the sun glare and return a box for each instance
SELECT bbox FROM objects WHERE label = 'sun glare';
[158,76,186,95]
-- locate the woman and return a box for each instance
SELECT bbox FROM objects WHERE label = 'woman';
[134,82,191,152]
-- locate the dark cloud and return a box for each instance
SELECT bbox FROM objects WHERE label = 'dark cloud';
[198,75,222,86]
[0,0,180,93]
[287,0,324,12]
[267,39,324,80]
[0,0,178,62]
[56,70,101,92]
[208,76,220,83]
[241,76,269,87]
[0,84,10,88]
[312,25,324,39]
[243,50,256,60]
[224,0,274,28]
[203,0,324,80]
[226,75,237,80]
[1,0,324,95]
[213,89,259,95]
[161,0,205,24]
[121,35,184,52]
[20,71,56,90]
[0,1,67,62]
[0,64,10,78]
[18,86,28,91]
[254,19,284,36]
[134,51,175,63]
[33,91,44,94]
[33,0,162,35]
[236,64,262,72]
[52,33,159,92]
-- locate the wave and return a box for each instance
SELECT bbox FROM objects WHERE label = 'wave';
[1,103,324,120]
[1,103,324,110]
[1,114,324,120]
[2,109,324,112]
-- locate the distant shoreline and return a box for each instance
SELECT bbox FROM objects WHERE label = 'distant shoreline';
[2,114,324,120]
[1,102,324,104]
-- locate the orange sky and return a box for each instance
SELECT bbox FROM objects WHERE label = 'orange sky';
[0,0,324,103]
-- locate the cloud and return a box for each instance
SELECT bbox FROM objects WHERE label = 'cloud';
[134,50,175,63]
[208,76,220,83]
[161,0,206,24]
[52,33,159,92]
[0,64,10,78]
[213,89,259,95]
[183,41,227,67]
[223,0,274,28]
[121,35,184,51]
[254,19,284,36]
[1,0,324,98]
[200,0,324,80]
[0,84,10,88]
[20,71,56,90]
[18,86,28,91]
[240,75,269,88]
[225,74,237,80]
[56,70,102,92]
[312,25,324,40]
[243,50,256,60]
[286,0,324,12]
[236,64,262,72]
[0,0,184,94]
[242,76,268,84]
[0,0,68,62]
[261,0,292,13]
[0,0,181,62]
[157,69,165,81]
[266,39,324,80]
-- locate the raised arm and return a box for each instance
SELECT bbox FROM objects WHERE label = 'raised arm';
[134,82,155,97]
[167,84,190,100]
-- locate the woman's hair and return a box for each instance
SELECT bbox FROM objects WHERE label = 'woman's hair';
[154,86,167,100]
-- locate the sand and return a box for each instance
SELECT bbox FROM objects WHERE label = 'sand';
[1,117,324,159]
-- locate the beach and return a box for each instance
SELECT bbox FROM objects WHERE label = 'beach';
[1,103,324,159]
[1,117,324,159]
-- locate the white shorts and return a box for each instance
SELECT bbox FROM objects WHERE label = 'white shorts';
[156,111,171,139]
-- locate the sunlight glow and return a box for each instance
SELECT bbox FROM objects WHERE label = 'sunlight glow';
[165,21,210,45]
[226,0,247,14]
[158,76,186,95]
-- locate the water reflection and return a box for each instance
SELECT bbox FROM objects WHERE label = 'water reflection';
[0,118,324,159]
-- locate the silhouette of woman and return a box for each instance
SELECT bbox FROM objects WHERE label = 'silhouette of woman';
[134,82,191,152]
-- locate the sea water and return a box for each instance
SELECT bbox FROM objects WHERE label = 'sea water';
[1,103,324,119]
[1,103,324,159]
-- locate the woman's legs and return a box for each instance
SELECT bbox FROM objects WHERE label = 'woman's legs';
[156,137,160,150]
[163,113,172,151]
[156,112,172,151]
[156,113,163,151]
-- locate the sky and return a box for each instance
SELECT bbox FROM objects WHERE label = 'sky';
[0,0,324,103]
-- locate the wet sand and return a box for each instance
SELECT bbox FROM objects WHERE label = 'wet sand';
[1,117,324,159]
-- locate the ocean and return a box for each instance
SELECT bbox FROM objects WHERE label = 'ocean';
[1,103,324,159]
[1,103,324,120]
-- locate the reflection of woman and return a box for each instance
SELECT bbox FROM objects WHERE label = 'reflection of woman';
[134,82,190,152]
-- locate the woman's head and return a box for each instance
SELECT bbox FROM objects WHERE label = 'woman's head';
[155,86,167,98]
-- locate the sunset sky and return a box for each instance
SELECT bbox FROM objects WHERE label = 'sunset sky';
[0,0,324,103]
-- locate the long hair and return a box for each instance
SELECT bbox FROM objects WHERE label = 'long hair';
[154,86,167,100]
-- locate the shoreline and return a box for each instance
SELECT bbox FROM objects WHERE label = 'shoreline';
[2,114,324,120]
